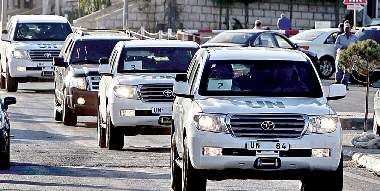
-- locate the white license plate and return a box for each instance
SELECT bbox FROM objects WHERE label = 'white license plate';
[246,141,289,151]
[151,107,171,114]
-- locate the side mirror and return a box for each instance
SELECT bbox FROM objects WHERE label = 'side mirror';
[175,73,187,82]
[1,33,9,41]
[174,81,190,96]
[99,57,109,65]
[53,57,68,67]
[3,96,16,110]
[98,64,111,76]
[1,30,7,34]
[327,84,346,100]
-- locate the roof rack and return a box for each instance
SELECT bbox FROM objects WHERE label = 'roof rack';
[72,27,129,36]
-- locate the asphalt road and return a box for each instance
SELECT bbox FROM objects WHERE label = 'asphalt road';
[0,81,378,191]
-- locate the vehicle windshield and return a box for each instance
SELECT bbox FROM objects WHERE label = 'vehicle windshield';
[355,28,380,44]
[290,30,325,41]
[14,23,72,41]
[117,47,198,73]
[207,32,254,44]
[70,40,124,64]
[198,60,322,97]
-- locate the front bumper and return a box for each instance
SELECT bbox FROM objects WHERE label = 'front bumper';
[110,97,172,128]
[67,89,98,116]
[9,58,54,78]
[188,128,342,179]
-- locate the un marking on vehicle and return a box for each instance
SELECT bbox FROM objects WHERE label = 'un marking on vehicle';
[245,101,285,108]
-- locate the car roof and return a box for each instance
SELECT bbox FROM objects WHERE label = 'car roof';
[120,40,199,48]
[68,29,136,41]
[206,47,308,61]
[13,15,69,23]
[217,29,276,34]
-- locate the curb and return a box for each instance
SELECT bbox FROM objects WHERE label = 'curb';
[343,149,380,175]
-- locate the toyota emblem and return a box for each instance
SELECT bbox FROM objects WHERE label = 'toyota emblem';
[261,121,275,130]
[44,53,52,58]
[163,89,173,97]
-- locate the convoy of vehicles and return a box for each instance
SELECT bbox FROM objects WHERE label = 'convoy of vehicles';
[171,47,346,190]
[0,15,72,92]
[97,40,199,150]
[53,29,136,126]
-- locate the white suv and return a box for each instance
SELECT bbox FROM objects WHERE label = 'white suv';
[171,47,346,190]
[0,15,72,92]
[97,40,199,150]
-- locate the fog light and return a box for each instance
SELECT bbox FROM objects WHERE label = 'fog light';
[203,147,223,156]
[312,149,330,157]
[16,66,26,71]
[120,109,135,116]
[77,97,85,105]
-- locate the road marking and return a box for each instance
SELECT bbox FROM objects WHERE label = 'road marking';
[344,170,380,184]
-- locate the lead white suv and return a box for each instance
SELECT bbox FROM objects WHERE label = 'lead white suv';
[0,15,72,92]
[171,47,346,190]
[97,40,199,150]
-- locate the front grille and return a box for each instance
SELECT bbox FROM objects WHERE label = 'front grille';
[88,76,101,91]
[139,84,173,102]
[228,114,306,138]
[29,50,60,62]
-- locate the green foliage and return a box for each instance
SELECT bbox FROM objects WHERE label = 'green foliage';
[338,39,380,76]
[79,0,111,16]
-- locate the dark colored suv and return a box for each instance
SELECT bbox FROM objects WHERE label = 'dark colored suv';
[352,27,380,83]
[53,29,136,126]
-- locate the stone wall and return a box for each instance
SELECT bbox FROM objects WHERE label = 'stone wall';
[74,0,353,32]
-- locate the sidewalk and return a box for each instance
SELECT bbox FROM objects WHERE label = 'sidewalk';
[340,112,380,175]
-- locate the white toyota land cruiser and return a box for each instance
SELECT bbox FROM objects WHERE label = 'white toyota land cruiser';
[97,40,199,150]
[171,47,347,191]
[0,15,72,92]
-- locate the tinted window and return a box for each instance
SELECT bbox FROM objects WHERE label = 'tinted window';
[70,40,123,64]
[14,23,72,41]
[355,29,380,44]
[198,60,322,97]
[117,47,198,73]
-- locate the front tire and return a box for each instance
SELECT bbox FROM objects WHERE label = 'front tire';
[105,109,124,150]
[0,128,10,170]
[62,96,77,126]
[182,137,207,191]
[318,57,334,79]
[5,65,17,92]
[97,105,106,148]
[171,131,182,190]
[53,95,63,121]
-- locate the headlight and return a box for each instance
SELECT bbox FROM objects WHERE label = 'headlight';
[193,113,229,133]
[306,115,339,134]
[113,85,139,99]
[69,77,86,90]
[12,50,28,59]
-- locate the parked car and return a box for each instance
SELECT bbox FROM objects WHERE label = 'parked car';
[352,26,380,84]
[290,28,356,79]
[171,46,346,190]
[201,30,321,78]
[53,29,136,126]
[0,96,16,170]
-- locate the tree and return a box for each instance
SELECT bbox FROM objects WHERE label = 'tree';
[79,0,111,17]
[338,39,380,131]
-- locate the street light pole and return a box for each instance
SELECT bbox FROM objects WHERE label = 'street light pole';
[123,0,128,30]
[1,0,7,32]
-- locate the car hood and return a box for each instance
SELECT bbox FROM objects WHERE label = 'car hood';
[70,64,99,77]
[195,97,333,116]
[116,73,176,85]
[11,41,63,50]
[200,42,243,48]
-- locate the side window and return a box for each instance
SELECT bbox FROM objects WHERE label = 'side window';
[253,33,274,47]
[63,39,74,55]
[109,49,119,74]
[325,32,338,44]
[274,34,293,49]
[186,51,200,81]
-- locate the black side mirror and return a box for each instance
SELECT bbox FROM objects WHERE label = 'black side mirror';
[2,30,8,34]
[175,73,187,82]
[53,57,68,67]
[3,96,16,110]
[99,57,109,65]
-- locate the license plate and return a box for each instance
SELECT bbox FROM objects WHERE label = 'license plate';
[41,71,54,77]
[151,107,171,114]
[246,141,289,151]
[38,62,52,67]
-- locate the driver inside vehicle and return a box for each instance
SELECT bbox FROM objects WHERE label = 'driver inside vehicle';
[17,25,36,39]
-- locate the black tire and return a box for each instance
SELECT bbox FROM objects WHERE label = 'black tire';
[318,57,334,79]
[171,131,182,190]
[373,112,380,135]
[182,137,207,191]
[62,97,77,126]
[106,110,124,150]
[53,95,63,121]
[5,65,18,92]
[0,128,10,170]
[300,156,343,191]
[0,73,5,89]
[97,106,106,148]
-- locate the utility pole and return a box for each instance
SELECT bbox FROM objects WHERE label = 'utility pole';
[55,0,60,15]
[1,0,7,32]
[123,0,128,30]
